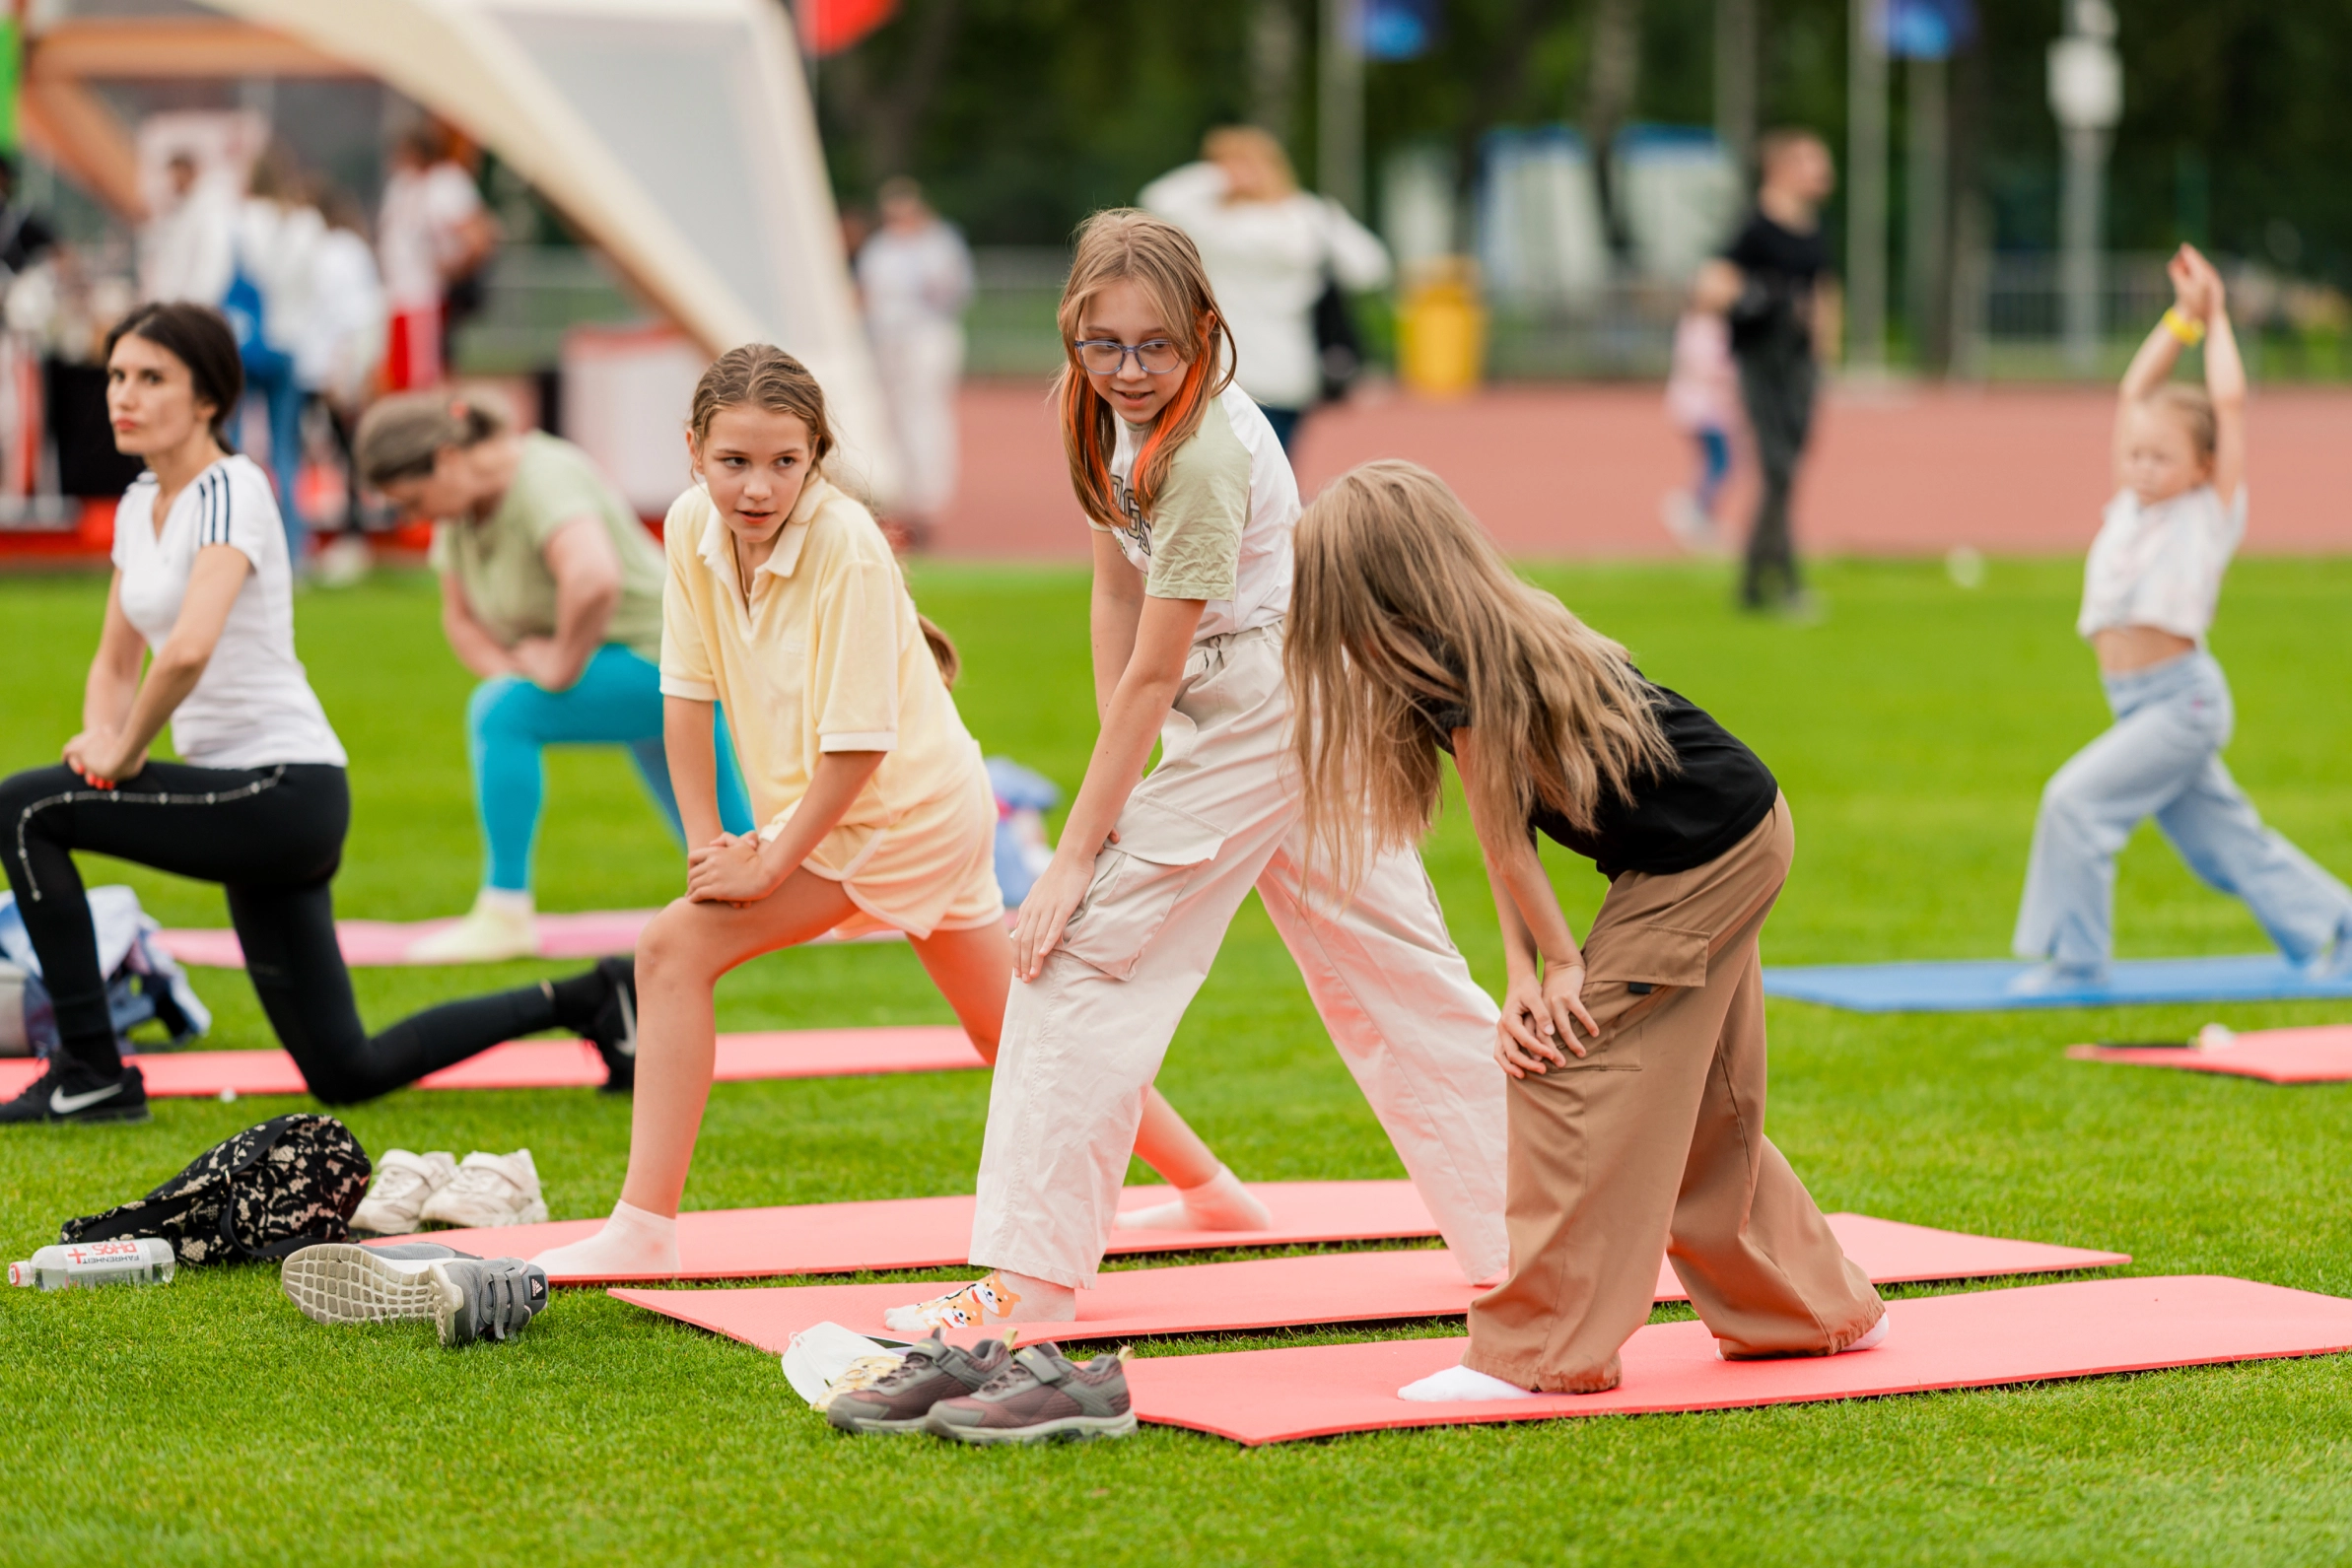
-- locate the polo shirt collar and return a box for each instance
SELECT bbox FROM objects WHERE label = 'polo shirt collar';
[695,475,832,595]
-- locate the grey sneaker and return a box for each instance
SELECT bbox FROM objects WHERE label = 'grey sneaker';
[429,1256,550,1347]
[923,1342,1136,1445]
[826,1330,1012,1436]
[281,1242,478,1326]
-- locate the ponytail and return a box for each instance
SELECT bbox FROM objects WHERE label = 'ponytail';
[919,613,960,688]
[355,390,509,487]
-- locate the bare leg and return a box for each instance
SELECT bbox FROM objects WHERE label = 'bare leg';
[619,871,859,1216]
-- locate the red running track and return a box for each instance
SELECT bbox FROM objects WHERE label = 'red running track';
[933,381,2352,559]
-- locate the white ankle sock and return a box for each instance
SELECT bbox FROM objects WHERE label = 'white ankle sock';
[478,887,535,917]
[529,1198,679,1276]
[1113,1165,1274,1232]
[1843,1313,1891,1352]
[1398,1363,1538,1402]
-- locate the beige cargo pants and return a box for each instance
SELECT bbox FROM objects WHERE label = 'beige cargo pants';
[1463,796,1884,1393]
[969,622,1510,1288]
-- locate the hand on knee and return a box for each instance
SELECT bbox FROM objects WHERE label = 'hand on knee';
[635,903,716,989]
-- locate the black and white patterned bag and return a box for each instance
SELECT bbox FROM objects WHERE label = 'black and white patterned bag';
[59,1115,373,1265]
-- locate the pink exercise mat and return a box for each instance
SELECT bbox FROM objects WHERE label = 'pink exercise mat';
[1123,1274,2352,1445]
[395,1181,1443,1284]
[2068,1025,2352,1083]
[609,1213,2127,1349]
[0,1027,981,1101]
[154,910,903,968]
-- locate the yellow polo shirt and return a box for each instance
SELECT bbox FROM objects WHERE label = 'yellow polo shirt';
[658,474,1000,935]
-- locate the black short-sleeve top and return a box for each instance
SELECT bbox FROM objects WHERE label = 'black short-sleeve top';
[1419,663,1779,879]
[1722,210,1832,356]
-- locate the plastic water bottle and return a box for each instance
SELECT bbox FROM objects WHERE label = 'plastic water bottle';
[8,1238,176,1290]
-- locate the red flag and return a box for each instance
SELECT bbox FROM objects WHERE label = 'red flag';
[800,0,897,56]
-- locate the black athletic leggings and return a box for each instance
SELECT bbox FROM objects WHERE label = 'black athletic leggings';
[0,760,565,1103]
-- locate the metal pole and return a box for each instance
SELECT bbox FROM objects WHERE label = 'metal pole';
[1905,53,1946,368]
[2048,1,2119,375]
[1318,0,1364,213]
[2059,124,2105,373]
[1714,0,1758,172]
[1846,0,1888,369]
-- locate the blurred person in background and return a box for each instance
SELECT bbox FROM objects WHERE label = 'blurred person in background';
[0,158,57,278]
[1659,262,1742,555]
[1141,126,1389,453]
[356,392,755,963]
[1712,129,1839,617]
[229,148,323,567]
[378,124,496,390]
[138,151,234,307]
[300,189,387,586]
[856,176,973,544]
[2012,246,2352,989]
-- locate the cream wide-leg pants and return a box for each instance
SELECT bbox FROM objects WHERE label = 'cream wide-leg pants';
[969,622,1510,1289]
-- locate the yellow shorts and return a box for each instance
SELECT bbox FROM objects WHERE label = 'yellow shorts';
[784,758,1004,940]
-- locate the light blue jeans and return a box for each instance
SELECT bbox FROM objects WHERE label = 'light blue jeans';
[2014,649,2352,969]
[469,644,754,892]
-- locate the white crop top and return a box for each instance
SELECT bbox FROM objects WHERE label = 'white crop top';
[111,455,347,770]
[2076,484,2247,646]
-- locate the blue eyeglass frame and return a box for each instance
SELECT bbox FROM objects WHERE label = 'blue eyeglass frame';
[1071,338,1184,375]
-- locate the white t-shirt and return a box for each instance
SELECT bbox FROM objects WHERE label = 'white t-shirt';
[377,163,483,310]
[1101,383,1296,644]
[2077,484,2248,646]
[1140,163,1392,410]
[857,219,974,337]
[111,455,347,770]
[296,229,386,398]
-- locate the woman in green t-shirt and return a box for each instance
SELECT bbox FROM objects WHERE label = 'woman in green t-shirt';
[357,393,752,962]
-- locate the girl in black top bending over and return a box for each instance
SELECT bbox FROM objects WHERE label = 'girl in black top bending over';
[1284,459,1881,1399]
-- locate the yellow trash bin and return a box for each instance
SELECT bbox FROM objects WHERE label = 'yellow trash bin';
[1399,258,1487,399]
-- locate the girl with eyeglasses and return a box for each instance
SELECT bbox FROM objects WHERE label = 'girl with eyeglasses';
[528,344,1242,1277]
[885,210,1507,1333]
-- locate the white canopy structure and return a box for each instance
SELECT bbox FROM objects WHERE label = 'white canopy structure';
[192,0,900,502]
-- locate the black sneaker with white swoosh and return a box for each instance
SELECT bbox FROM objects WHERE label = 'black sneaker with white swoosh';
[0,1060,150,1125]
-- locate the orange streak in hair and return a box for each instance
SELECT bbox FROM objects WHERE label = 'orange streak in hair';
[1130,350,1212,516]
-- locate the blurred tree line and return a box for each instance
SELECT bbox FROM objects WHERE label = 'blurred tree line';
[814,0,2352,290]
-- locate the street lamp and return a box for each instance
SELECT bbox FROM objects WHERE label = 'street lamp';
[2048,0,2120,374]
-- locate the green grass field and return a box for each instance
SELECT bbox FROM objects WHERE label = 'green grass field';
[5,556,2352,1564]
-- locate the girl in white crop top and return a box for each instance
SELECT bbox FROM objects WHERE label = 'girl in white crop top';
[2012,246,2352,986]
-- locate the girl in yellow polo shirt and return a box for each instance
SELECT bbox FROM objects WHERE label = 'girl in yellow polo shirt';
[534,344,1245,1276]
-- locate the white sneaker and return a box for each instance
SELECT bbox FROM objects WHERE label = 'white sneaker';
[351,1149,457,1235]
[408,890,538,964]
[1660,490,1722,555]
[418,1149,549,1229]
[312,533,374,589]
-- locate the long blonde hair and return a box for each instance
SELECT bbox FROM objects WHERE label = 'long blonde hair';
[1286,461,1675,885]
[1055,210,1234,531]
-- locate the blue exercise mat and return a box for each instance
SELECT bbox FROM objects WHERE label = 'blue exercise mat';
[1763,955,2352,1013]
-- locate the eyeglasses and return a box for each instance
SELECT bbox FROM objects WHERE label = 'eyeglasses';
[1072,338,1184,376]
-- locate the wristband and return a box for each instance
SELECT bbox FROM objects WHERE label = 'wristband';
[2163,307,2206,346]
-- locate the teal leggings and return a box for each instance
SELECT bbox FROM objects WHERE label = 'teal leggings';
[468,644,754,892]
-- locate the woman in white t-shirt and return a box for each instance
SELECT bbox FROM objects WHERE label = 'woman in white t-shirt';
[0,303,636,1125]
[884,211,1505,1337]
[1141,127,1390,452]
[2012,245,2352,989]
